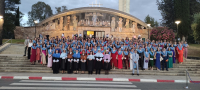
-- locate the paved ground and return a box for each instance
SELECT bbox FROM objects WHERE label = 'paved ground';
[0,79,199,90]
[0,72,200,81]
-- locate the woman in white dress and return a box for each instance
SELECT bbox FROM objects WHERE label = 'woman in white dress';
[143,48,149,70]
[129,48,134,70]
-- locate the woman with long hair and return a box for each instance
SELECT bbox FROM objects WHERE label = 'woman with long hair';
[155,47,161,70]
[149,48,155,70]
[30,43,37,65]
[47,46,53,68]
[41,44,47,66]
[167,48,173,68]
[110,46,118,69]
[123,48,129,69]
[143,48,149,70]
[117,48,123,69]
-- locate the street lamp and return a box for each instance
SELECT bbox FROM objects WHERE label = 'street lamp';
[147,24,151,39]
[0,16,3,19]
[175,20,181,39]
[34,21,38,38]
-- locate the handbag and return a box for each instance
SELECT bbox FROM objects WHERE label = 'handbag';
[160,57,163,61]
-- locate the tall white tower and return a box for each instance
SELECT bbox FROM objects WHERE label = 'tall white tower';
[119,0,130,14]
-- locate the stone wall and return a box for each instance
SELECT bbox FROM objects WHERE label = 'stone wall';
[15,26,148,39]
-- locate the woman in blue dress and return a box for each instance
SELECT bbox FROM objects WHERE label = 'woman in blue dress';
[155,48,161,70]
[170,44,176,63]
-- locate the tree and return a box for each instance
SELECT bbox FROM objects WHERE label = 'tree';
[27,1,53,26]
[3,0,21,39]
[191,13,200,42]
[144,15,159,27]
[150,27,175,41]
[15,6,20,26]
[156,0,175,30]
[55,6,68,14]
[0,0,5,45]
[174,0,190,39]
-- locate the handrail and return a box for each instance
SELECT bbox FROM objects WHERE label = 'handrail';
[0,38,12,47]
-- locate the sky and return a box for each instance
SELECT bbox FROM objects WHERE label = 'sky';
[19,0,162,26]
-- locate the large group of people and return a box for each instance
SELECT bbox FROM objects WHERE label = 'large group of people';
[24,33,189,75]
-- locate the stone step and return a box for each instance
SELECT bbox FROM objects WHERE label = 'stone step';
[0,69,199,76]
[0,67,52,70]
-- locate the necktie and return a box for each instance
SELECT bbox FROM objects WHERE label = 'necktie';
[135,54,136,57]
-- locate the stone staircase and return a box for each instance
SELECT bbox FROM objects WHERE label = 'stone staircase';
[0,44,200,76]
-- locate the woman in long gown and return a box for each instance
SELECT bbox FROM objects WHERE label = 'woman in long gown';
[123,48,129,69]
[149,48,155,70]
[30,43,37,65]
[143,48,149,70]
[28,39,33,60]
[67,48,73,74]
[167,48,173,68]
[177,43,184,64]
[129,48,134,70]
[52,50,60,74]
[41,44,47,66]
[80,50,87,74]
[110,47,118,69]
[183,41,189,59]
[117,48,123,69]
[155,48,161,70]
[87,51,95,74]
[103,50,111,75]
[170,44,176,63]
[60,49,67,74]
[36,43,41,63]
[47,46,53,68]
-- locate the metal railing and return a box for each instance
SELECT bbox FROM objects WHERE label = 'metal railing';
[185,69,200,89]
[0,38,12,47]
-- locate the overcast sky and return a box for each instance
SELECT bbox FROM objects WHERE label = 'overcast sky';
[19,0,162,26]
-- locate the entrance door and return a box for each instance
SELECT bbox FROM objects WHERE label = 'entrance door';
[94,31,105,38]
[83,31,105,38]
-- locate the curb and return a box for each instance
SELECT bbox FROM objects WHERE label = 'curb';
[0,76,200,83]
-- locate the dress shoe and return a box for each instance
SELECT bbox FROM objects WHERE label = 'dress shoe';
[132,73,134,75]
[137,74,139,76]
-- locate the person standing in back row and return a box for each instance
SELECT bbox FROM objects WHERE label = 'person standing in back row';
[132,49,139,76]
[24,37,29,56]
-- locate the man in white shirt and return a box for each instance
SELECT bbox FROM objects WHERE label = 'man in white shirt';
[23,37,29,56]
[132,49,139,76]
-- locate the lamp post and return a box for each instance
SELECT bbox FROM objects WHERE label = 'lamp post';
[175,20,181,40]
[147,24,151,39]
[34,21,38,38]
[0,16,3,19]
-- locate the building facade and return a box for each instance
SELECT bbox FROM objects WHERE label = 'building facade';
[14,7,148,39]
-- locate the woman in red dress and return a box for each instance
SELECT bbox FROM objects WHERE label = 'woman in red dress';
[111,46,118,69]
[30,43,37,65]
[36,43,41,63]
[117,48,123,69]
[176,43,184,64]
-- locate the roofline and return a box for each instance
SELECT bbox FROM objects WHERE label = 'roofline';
[38,7,147,28]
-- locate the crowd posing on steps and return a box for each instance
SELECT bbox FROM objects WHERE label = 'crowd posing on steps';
[23,33,189,75]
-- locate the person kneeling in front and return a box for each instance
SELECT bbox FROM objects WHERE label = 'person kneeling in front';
[132,49,139,76]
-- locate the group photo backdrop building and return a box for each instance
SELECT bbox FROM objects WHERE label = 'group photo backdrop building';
[14,7,148,39]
